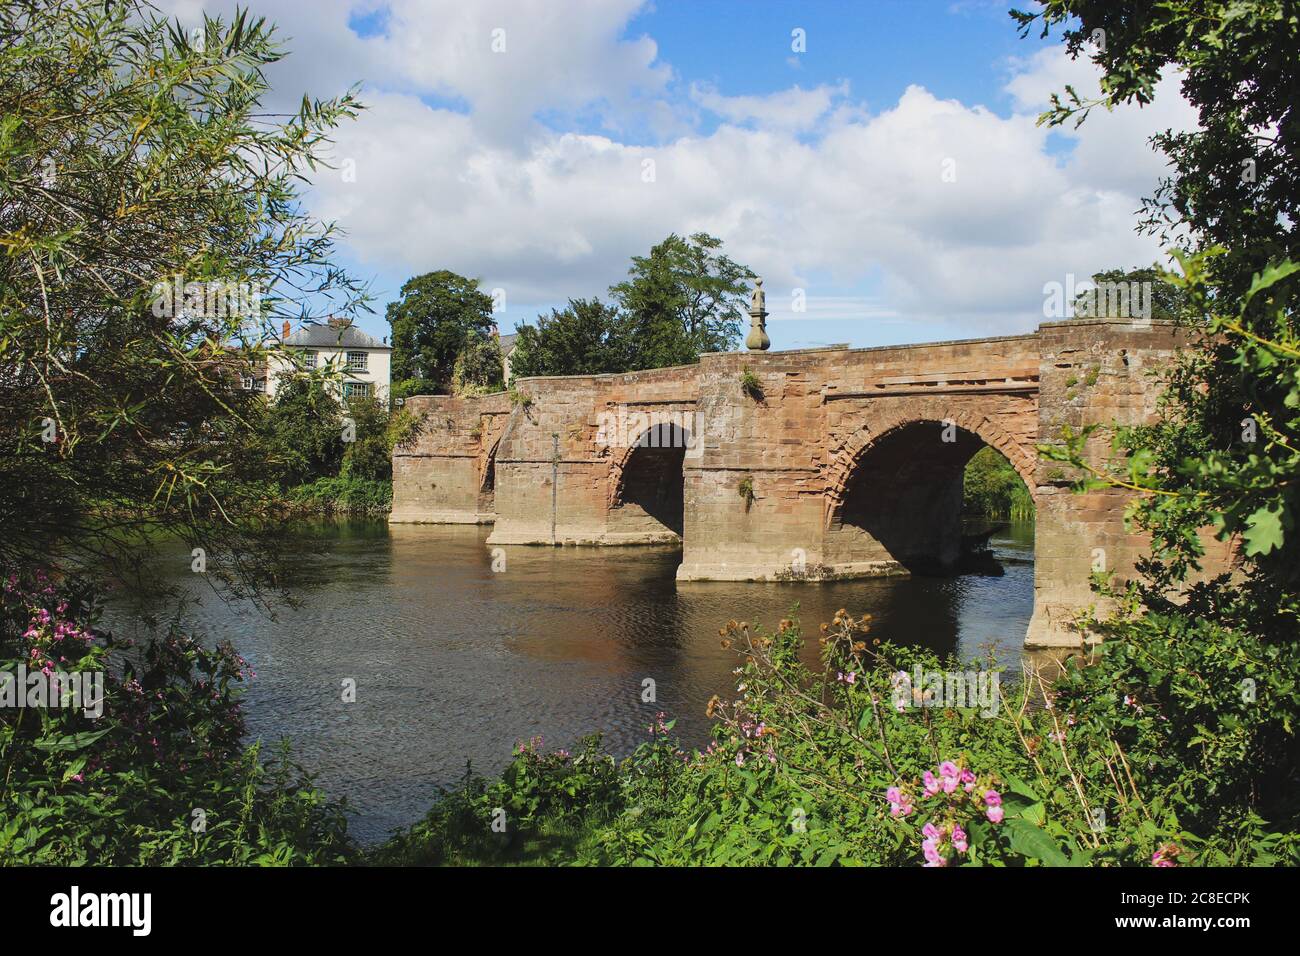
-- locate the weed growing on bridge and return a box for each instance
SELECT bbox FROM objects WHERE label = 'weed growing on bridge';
[737,476,756,509]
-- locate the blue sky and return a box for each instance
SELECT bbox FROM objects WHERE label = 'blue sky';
[163,0,1192,351]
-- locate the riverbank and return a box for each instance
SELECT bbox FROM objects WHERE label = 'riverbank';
[277,478,392,517]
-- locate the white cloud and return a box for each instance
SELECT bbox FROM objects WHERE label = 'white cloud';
[157,2,1201,336]
[689,81,852,133]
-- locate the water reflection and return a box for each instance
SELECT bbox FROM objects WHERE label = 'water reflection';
[103,520,1034,843]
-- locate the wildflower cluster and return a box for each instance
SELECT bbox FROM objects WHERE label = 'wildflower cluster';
[888,760,1004,867]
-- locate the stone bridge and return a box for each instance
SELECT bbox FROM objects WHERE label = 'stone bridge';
[391,318,1226,647]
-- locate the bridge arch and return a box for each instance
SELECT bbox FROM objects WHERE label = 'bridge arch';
[607,421,692,541]
[826,409,1036,524]
[823,410,1036,574]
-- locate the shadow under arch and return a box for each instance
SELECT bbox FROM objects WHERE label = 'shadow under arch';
[824,418,1035,575]
[608,421,691,541]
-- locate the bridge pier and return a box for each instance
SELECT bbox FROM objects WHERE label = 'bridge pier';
[392,321,1225,648]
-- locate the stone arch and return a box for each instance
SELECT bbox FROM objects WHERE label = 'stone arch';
[825,407,1036,528]
[606,418,695,509]
[606,420,692,540]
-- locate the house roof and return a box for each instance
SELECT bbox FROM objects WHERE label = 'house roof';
[498,333,518,355]
[283,322,391,350]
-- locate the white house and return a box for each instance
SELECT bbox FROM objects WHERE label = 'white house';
[252,318,392,403]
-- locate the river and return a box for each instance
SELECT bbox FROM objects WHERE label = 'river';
[103,520,1034,844]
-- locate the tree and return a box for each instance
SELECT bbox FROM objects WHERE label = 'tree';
[451,335,505,396]
[0,0,363,599]
[1019,0,1300,621]
[1021,0,1300,852]
[508,298,631,378]
[255,378,345,488]
[1071,265,1196,322]
[387,270,497,397]
[1015,1,1300,300]
[609,233,754,368]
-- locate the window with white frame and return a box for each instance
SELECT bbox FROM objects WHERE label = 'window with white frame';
[345,351,368,372]
[342,381,371,399]
[301,350,317,368]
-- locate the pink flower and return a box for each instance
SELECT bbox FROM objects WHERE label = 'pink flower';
[939,761,960,779]
[923,771,940,796]
[1151,843,1180,868]
[886,786,914,818]
[983,789,1002,807]
[921,839,947,866]
[952,825,968,853]
[922,822,941,840]
[986,805,1004,824]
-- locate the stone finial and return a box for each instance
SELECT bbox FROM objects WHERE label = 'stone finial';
[745,277,770,351]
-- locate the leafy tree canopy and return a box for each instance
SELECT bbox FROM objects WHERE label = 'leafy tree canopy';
[609,232,754,369]
[1071,264,1196,322]
[1015,0,1300,298]
[508,298,631,378]
[508,234,754,379]
[387,270,498,397]
[0,0,363,599]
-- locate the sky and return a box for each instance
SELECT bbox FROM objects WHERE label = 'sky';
[157,0,1197,350]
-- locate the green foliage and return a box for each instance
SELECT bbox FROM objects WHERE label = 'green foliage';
[962,447,1034,520]
[739,367,764,400]
[375,613,1296,866]
[1021,0,1300,864]
[340,396,397,482]
[372,735,621,866]
[450,335,505,396]
[609,232,754,369]
[507,235,754,378]
[284,477,391,515]
[0,0,364,601]
[508,298,631,378]
[254,384,412,495]
[1072,265,1196,321]
[1015,1,1299,301]
[737,476,755,507]
[387,271,497,397]
[256,378,345,487]
[0,573,356,864]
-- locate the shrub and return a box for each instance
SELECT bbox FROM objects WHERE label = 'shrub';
[284,477,392,515]
[0,572,355,864]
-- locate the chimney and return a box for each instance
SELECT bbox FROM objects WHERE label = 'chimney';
[282,320,291,341]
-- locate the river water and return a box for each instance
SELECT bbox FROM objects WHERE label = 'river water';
[103,520,1034,844]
